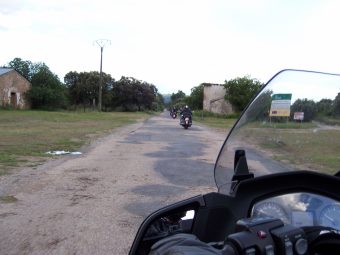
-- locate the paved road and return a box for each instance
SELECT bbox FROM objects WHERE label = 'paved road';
[0,112,227,254]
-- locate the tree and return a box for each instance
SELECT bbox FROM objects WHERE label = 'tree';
[111,76,158,111]
[170,90,186,104]
[224,76,262,112]
[8,58,34,81]
[317,99,333,116]
[154,93,165,111]
[333,93,340,117]
[28,64,68,109]
[187,84,203,110]
[64,71,114,110]
[291,99,317,122]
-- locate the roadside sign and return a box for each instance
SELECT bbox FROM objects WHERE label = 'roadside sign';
[294,112,304,120]
[270,93,292,117]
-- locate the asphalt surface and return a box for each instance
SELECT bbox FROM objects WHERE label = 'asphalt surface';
[124,113,225,217]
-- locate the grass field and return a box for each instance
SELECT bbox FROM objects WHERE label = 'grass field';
[192,112,339,174]
[192,111,237,130]
[194,116,236,130]
[0,110,151,174]
[240,125,340,174]
[248,121,317,129]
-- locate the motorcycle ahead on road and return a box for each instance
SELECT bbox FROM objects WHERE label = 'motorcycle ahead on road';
[171,111,177,119]
[169,108,177,119]
[130,70,340,255]
[180,113,192,129]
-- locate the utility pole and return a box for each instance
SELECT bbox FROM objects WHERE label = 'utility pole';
[94,39,111,111]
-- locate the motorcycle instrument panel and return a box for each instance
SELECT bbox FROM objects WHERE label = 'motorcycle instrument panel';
[251,192,340,230]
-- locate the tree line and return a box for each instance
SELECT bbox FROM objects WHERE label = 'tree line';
[290,96,340,121]
[5,58,164,111]
[9,57,338,120]
[243,89,340,123]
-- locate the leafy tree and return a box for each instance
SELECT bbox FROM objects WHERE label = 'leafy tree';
[224,76,262,112]
[291,99,317,122]
[170,90,186,104]
[111,76,158,111]
[154,93,165,111]
[64,71,113,109]
[317,99,333,116]
[187,84,203,110]
[7,58,34,81]
[333,93,340,117]
[28,64,68,109]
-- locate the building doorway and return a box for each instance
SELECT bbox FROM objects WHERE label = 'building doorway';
[10,92,17,108]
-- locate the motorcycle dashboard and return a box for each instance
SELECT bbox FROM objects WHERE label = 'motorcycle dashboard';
[250,192,340,230]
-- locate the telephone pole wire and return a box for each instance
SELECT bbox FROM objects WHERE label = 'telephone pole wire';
[94,39,111,111]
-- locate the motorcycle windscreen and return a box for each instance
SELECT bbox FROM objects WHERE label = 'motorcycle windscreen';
[214,70,340,194]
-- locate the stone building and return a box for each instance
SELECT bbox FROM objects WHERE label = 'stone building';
[0,68,31,109]
[203,83,233,114]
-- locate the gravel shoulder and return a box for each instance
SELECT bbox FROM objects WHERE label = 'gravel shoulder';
[0,113,227,255]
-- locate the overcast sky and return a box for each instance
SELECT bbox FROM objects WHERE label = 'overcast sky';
[1,0,340,94]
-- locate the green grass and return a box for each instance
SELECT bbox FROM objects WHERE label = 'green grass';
[192,111,237,129]
[0,110,151,173]
[192,110,239,119]
[195,117,236,129]
[248,121,317,129]
[243,127,340,174]
[316,116,340,126]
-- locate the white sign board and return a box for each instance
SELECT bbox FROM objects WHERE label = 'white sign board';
[294,112,304,120]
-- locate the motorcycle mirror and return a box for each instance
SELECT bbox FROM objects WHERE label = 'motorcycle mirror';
[230,150,254,193]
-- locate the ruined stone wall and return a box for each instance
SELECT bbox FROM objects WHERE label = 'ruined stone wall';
[203,84,233,114]
[0,70,31,109]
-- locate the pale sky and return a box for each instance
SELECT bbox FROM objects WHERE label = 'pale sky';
[1,0,340,95]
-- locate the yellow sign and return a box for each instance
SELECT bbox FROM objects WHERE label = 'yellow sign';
[270,109,290,117]
[270,94,292,117]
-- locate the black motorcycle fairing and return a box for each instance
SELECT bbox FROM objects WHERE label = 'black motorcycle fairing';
[193,171,340,244]
[129,171,340,255]
[234,171,340,208]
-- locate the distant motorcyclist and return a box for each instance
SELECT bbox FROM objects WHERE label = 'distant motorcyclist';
[180,105,192,116]
[170,106,178,118]
[180,105,192,129]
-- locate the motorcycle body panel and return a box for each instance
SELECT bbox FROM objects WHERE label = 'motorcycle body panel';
[130,171,340,254]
